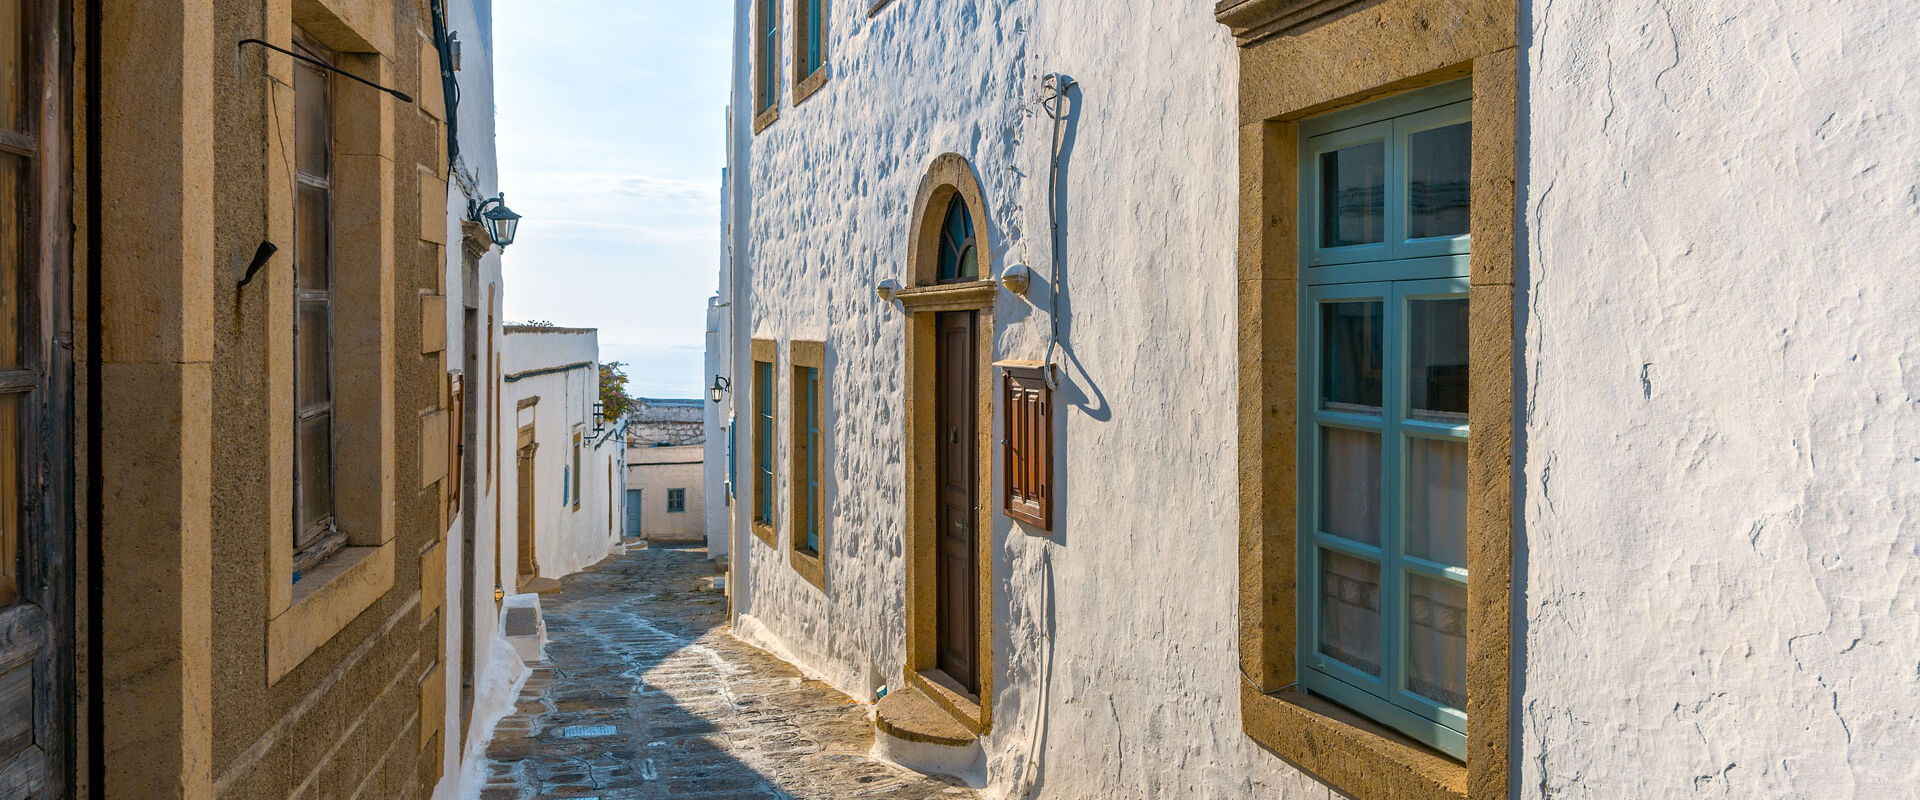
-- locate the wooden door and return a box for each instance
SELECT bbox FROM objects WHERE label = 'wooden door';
[0,1,69,794]
[515,428,536,586]
[934,311,979,693]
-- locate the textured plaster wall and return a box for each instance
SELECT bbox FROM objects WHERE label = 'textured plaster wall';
[725,0,1346,796]
[504,330,621,579]
[1521,0,1920,795]
[627,445,706,540]
[704,298,732,556]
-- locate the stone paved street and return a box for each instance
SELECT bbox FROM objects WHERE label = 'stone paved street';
[479,543,976,799]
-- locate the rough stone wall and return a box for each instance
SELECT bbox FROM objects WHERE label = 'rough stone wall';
[1520,0,1920,795]
[726,0,1333,796]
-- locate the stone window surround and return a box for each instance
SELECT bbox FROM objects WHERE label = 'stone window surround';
[264,0,405,685]
[892,153,998,736]
[791,0,830,106]
[1223,1,1517,798]
[750,338,779,547]
[753,0,781,133]
[788,340,826,591]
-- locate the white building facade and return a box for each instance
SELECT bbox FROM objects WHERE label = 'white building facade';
[717,0,1920,798]
[502,326,626,582]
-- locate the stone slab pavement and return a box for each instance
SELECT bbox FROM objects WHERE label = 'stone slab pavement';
[479,543,977,800]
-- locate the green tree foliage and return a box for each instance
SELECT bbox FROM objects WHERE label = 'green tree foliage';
[599,361,635,422]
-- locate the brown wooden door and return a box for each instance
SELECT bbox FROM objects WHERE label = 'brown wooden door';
[934,311,979,694]
[516,432,537,586]
[0,2,69,795]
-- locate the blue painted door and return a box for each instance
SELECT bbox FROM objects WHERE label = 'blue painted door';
[626,489,643,537]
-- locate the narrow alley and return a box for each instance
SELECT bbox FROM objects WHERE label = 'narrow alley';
[477,545,976,800]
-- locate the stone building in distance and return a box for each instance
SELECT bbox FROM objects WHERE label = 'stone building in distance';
[625,398,709,546]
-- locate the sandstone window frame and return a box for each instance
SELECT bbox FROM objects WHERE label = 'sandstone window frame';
[291,33,345,576]
[791,0,829,105]
[752,0,781,133]
[750,338,778,546]
[264,4,406,684]
[788,340,825,591]
[1222,2,1517,798]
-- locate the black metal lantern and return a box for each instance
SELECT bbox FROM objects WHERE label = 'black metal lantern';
[469,192,522,248]
[709,376,730,404]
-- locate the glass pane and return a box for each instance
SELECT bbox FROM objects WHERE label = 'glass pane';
[1408,298,1468,421]
[0,152,19,369]
[0,0,23,133]
[1407,122,1471,239]
[1319,550,1381,676]
[295,183,329,291]
[296,302,330,409]
[1320,141,1384,248]
[294,60,329,179]
[0,394,17,606]
[1321,300,1382,413]
[296,412,333,536]
[1407,438,1466,566]
[1319,427,1380,546]
[1407,574,1467,709]
[939,198,975,281]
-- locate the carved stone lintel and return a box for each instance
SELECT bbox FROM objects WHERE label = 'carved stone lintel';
[460,219,493,262]
[1215,0,1369,46]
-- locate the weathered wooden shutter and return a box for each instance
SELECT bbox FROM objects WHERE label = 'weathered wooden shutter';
[1001,366,1051,529]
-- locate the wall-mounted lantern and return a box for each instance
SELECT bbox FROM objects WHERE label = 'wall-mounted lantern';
[709,376,731,404]
[468,192,522,248]
[591,402,606,434]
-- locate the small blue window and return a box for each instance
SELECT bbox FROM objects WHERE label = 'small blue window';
[803,0,827,76]
[936,196,977,282]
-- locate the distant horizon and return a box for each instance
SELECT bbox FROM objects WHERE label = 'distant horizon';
[493,1,730,399]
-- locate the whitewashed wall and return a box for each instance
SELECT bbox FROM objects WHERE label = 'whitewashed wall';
[503,329,622,580]
[627,444,707,541]
[724,0,1335,796]
[1520,1,1920,795]
[703,294,731,556]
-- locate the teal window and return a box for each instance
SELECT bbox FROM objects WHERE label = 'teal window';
[1297,81,1471,759]
[757,0,779,113]
[936,196,977,282]
[667,488,686,513]
[754,359,775,526]
[794,365,821,554]
[800,0,827,77]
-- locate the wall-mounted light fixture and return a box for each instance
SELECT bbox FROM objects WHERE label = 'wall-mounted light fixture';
[709,376,731,404]
[875,279,901,302]
[468,192,523,248]
[1000,263,1033,296]
[591,402,606,434]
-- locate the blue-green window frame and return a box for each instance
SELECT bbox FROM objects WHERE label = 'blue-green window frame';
[757,0,780,114]
[801,0,826,78]
[1296,80,1473,760]
[796,365,821,554]
[754,359,776,527]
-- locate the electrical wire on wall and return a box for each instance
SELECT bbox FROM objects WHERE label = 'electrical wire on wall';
[1039,73,1076,391]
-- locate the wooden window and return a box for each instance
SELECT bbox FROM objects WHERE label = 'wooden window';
[1001,366,1051,530]
[752,357,775,528]
[667,488,686,513]
[797,0,827,78]
[791,363,821,554]
[449,372,465,515]
[292,38,343,576]
[755,0,780,114]
[1297,81,1471,758]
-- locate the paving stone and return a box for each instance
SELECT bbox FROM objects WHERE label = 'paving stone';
[479,544,975,799]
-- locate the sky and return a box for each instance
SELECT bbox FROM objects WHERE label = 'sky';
[493,1,732,400]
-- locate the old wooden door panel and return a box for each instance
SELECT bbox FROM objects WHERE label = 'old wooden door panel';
[934,311,979,694]
[516,427,537,582]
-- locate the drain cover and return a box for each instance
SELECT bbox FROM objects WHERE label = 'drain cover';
[558,724,618,739]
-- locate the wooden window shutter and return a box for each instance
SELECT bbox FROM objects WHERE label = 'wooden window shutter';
[1002,365,1052,529]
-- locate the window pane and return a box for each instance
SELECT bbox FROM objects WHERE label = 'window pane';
[1406,437,1466,566]
[296,184,329,291]
[1407,298,1468,421]
[296,412,333,536]
[1320,141,1384,248]
[294,61,329,179]
[295,302,330,409]
[1319,550,1381,676]
[0,151,19,370]
[1319,427,1380,546]
[939,198,976,281]
[1407,574,1467,709]
[1321,300,1382,413]
[0,394,17,606]
[1407,122,1471,239]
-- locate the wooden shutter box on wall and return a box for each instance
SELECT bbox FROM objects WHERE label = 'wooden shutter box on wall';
[1001,365,1052,530]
